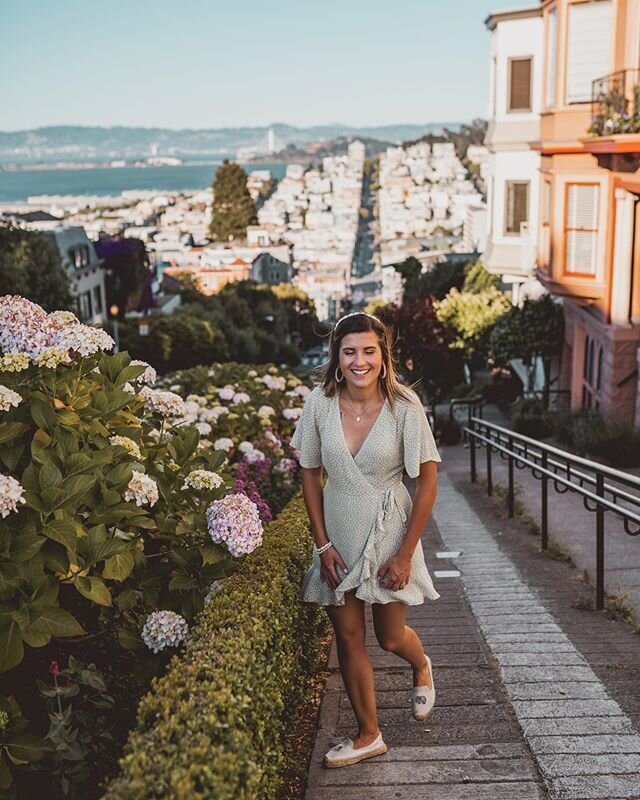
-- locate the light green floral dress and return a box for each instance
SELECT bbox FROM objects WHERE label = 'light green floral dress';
[290,385,441,606]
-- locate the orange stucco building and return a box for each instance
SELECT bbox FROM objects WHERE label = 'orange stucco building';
[534,0,640,425]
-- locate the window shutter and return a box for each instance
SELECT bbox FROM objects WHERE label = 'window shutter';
[546,8,557,108]
[566,0,612,104]
[509,58,532,111]
[565,184,599,274]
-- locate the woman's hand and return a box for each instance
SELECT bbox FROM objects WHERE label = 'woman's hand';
[320,546,349,589]
[377,553,412,591]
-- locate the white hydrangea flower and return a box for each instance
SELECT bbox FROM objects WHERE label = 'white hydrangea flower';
[238,441,255,454]
[141,610,189,653]
[232,392,250,405]
[213,437,234,452]
[244,448,267,463]
[123,471,159,507]
[182,469,223,491]
[0,385,22,412]
[130,359,157,386]
[109,435,142,460]
[142,389,186,418]
[0,353,30,373]
[275,457,298,473]
[0,474,26,518]
[34,347,72,369]
[294,385,311,397]
[261,374,286,391]
[264,430,280,445]
[258,405,275,417]
[48,310,78,326]
[218,386,235,401]
[197,439,214,451]
[247,369,257,378]
[52,323,114,357]
[206,493,263,557]
[195,421,212,436]
[122,382,137,394]
[283,407,303,420]
[169,384,182,392]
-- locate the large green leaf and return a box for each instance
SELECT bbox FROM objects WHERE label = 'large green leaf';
[38,461,63,490]
[102,551,135,582]
[74,576,112,607]
[0,421,27,446]
[0,755,12,791]
[56,474,95,509]
[29,606,86,638]
[0,443,24,472]
[43,520,78,554]
[200,543,227,566]
[0,620,24,672]
[29,394,57,433]
[168,574,199,592]
[5,732,50,764]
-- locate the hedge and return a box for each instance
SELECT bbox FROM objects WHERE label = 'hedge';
[103,494,329,800]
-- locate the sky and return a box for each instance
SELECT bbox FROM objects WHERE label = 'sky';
[0,0,527,131]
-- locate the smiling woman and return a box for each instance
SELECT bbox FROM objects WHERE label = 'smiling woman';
[289,311,441,769]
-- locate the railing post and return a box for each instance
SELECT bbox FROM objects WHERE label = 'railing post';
[508,435,514,518]
[470,423,477,483]
[596,472,605,610]
[486,434,493,497]
[541,450,548,550]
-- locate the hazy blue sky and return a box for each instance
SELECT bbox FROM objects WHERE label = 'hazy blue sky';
[1,0,526,131]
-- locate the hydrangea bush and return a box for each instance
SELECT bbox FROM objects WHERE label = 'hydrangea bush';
[0,297,275,796]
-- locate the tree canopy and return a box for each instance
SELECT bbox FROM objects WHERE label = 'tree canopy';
[94,236,150,318]
[209,161,257,242]
[0,223,73,311]
[435,286,511,359]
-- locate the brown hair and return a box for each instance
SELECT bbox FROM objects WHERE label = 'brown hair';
[313,312,417,413]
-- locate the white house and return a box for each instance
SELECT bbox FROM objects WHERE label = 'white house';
[483,5,545,305]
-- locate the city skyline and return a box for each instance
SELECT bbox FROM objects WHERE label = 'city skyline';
[2,0,525,132]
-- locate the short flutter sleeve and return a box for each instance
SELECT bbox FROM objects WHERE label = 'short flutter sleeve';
[402,399,441,478]
[290,388,322,468]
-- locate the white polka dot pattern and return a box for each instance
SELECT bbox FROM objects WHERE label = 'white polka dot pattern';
[290,386,441,607]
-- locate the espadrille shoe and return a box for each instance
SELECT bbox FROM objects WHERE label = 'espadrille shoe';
[323,733,387,768]
[412,654,435,721]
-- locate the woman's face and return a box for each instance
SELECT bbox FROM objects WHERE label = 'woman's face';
[338,331,383,391]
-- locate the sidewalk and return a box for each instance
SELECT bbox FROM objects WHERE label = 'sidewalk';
[303,458,640,800]
[447,431,640,616]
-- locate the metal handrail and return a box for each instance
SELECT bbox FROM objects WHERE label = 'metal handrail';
[449,395,484,442]
[466,416,640,610]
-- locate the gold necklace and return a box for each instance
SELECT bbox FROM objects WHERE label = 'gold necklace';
[340,391,380,423]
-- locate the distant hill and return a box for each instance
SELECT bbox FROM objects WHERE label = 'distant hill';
[0,123,461,165]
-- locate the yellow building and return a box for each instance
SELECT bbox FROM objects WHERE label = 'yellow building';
[534,0,640,424]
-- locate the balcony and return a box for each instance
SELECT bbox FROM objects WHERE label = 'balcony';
[581,69,640,169]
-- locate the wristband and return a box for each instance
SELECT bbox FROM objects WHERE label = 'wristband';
[315,540,334,555]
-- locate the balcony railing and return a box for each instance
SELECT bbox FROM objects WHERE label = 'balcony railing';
[590,69,640,135]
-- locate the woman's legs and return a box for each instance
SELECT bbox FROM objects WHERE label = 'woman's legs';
[372,602,432,688]
[327,592,379,748]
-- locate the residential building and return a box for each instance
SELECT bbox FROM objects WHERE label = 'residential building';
[42,225,106,324]
[483,5,545,304]
[534,0,640,425]
[250,252,292,285]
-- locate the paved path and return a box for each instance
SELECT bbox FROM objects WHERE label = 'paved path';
[304,465,640,800]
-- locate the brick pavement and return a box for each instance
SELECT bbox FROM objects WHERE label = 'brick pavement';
[303,453,640,800]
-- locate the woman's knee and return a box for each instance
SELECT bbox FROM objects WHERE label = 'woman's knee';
[375,628,405,653]
[334,625,366,650]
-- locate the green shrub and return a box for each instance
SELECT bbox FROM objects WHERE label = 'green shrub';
[103,495,329,800]
[554,410,640,468]
[511,398,554,439]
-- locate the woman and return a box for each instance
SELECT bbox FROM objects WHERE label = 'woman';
[290,311,440,769]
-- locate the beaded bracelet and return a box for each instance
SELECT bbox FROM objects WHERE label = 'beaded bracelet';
[314,540,334,555]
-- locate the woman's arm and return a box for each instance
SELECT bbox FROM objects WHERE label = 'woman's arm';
[377,461,438,590]
[300,466,348,588]
[398,461,438,561]
[300,466,329,548]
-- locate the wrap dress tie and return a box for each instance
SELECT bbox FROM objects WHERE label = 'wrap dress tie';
[290,386,441,606]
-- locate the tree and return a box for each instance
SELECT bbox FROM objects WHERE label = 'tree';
[435,287,511,361]
[394,256,472,302]
[94,236,150,318]
[0,223,72,311]
[489,294,564,407]
[461,261,499,294]
[209,160,257,242]
[375,298,464,405]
